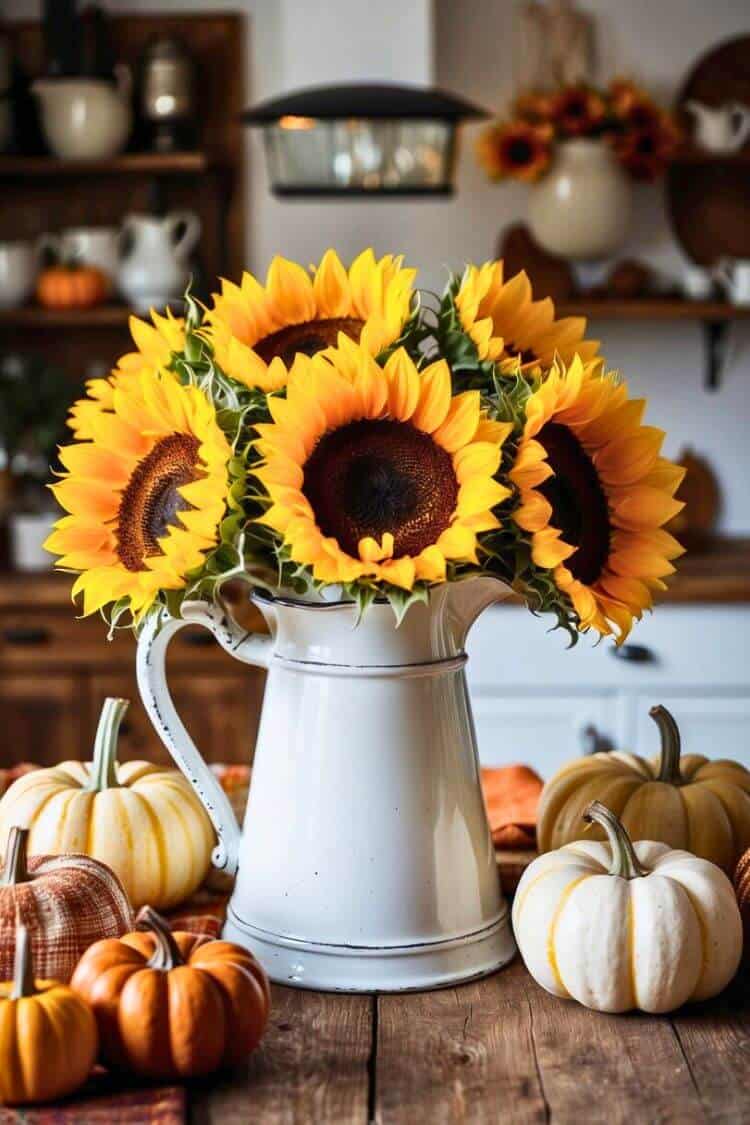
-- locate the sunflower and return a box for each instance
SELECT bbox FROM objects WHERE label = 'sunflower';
[251,338,511,592]
[68,309,185,440]
[203,249,417,393]
[550,86,606,137]
[453,260,600,372]
[513,90,554,125]
[46,369,232,620]
[615,114,681,181]
[476,121,553,183]
[510,356,685,642]
[608,79,658,125]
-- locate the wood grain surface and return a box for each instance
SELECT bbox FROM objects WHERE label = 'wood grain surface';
[187,960,750,1124]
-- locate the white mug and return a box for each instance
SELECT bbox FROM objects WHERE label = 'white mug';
[681,264,714,301]
[685,101,750,154]
[714,259,750,306]
[42,226,120,294]
[0,239,41,309]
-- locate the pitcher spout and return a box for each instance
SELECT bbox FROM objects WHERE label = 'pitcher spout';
[438,575,514,652]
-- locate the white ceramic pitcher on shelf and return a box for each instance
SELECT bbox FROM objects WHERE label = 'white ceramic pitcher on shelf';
[136,577,517,993]
[685,101,750,154]
[117,211,201,313]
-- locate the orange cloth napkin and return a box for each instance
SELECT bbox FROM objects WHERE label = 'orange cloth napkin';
[481,765,543,849]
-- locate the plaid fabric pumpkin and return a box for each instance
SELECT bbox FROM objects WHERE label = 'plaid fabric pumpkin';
[0,827,134,983]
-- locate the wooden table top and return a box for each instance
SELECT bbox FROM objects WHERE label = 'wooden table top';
[191,957,750,1124]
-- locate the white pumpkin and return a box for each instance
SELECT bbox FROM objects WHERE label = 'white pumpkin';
[513,800,742,1013]
[0,698,214,911]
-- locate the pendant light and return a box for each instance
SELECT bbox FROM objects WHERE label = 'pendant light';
[242,83,487,197]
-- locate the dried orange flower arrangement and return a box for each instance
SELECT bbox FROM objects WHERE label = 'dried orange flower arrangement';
[478,78,681,183]
[46,248,684,643]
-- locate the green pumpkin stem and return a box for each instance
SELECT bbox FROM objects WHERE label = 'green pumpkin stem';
[11,924,36,1000]
[87,697,129,792]
[651,705,682,784]
[137,905,185,972]
[584,800,648,880]
[1,827,30,887]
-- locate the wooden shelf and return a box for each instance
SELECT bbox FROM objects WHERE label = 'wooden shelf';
[0,151,214,178]
[671,145,750,166]
[556,299,750,321]
[0,304,132,327]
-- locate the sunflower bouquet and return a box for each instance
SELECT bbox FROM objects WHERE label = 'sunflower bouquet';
[478,78,681,184]
[46,249,684,644]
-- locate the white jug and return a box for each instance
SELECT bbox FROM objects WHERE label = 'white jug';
[117,211,201,314]
[685,101,750,154]
[714,258,750,306]
[137,579,517,992]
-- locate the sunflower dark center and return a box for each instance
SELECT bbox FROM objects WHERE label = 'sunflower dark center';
[508,138,534,165]
[116,433,200,572]
[537,421,610,586]
[255,317,364,366]
[302,419,458,559]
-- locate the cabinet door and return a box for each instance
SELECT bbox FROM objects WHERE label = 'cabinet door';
[634,694,750,766]
[89,671,264,767]
[0,675,86,767]
[471,693,618,780]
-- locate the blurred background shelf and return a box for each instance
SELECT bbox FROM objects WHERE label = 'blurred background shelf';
[0,304,132,327]
[0,152,215,178]
[556,299,750,321]
[671,147,750,166]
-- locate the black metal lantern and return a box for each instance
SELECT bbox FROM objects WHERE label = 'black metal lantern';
[242,83,488,198]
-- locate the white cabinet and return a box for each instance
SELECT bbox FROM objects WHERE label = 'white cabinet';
[472,693,619,777]
[466,604,750,780]
[633,693,750,765]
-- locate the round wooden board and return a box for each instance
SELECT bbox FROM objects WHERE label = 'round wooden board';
[667,35,750,265]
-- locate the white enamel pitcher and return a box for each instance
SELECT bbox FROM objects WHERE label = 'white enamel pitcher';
[136,577,516,992]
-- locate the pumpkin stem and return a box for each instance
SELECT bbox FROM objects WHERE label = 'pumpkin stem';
[651,705,682,784]
[1,826,30,886]
[10,924,36,1000]
[87,697,128,791]
[136,905,185,972]
[584,801,648,879]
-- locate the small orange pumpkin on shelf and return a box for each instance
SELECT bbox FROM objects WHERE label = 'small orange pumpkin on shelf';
[36,262,108,309]
[71,905,271,1079]
[0,923,98,1105]
[0,825,134,983]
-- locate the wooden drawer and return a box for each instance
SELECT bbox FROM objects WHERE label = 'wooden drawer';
[0,607,258,673]
[0,674,87,766]
[89,670,264,767]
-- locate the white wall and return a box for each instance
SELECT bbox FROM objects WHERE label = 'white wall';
[5,0,750,531]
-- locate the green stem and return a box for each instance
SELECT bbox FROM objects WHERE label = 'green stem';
[86,697,128,792]
[11,925,35,1000]
[136,905,184,972]
[583,801,648,879]
[1,826,30,887]
[651,705,682,784]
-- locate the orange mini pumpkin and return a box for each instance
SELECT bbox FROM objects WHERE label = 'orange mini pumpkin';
[71,906,271,1079]
[0,924,98,1105]
[0,826,134,983]
[36,263,108,309]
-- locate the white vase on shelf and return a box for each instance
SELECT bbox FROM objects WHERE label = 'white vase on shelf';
[528,138,632,261]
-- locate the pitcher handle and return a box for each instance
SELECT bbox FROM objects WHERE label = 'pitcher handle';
[136,599,273,876]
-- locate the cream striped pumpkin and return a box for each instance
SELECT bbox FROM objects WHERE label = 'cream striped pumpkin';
[0,698,214,911]
[513,801,742,1013]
